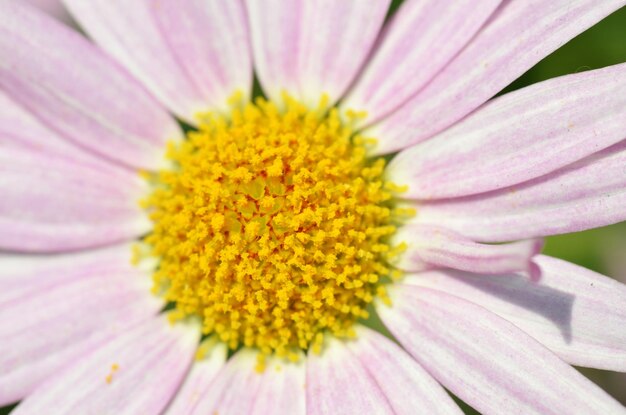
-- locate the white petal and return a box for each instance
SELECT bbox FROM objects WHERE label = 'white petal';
[342,0,501,123]
[150,0,252,113]
[250,353,306,415]
[244,0,301,103]
[164,339,227,415]
[378,286,625,415]
[63,0,233,122]
[0,90,96,160]
[411,141,626,241]
[402,256,626,371]
[190,349,306,415]
[306,336,394,415]
[0,244,163,405]
[26,0,72,24]
[393,224,542,279]
[245,0,389,106]
[370,0,626,154]
[348,326,463,415]
[13,316,200,415]
[388,63,626,198]
[296,0,390,107]
[0,0,180,169]
[0,147,150,252]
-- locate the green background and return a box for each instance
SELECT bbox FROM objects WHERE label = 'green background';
[2,3,625,414]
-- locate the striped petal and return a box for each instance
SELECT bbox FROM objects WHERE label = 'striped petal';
[13,316,200,415]
[306,336,394,415]
[245,0,389,106]
[393,224,543,279]
[370,0,626,154]
[0,147,150,252]
[164,339,227,415]
[402,256,626,371]
[379,286,625,415]
[347,326,463,415]
[411,141,626,242]
[0,90,127,171]
[151,0,252,113]
[244,0,301,103]
[64,0,250,122]
[0,0,180,170]
[0,244,163,405]
[190,350,306,415]
[389,63,626,199]
[342,0,501,123]
[0,90,88,158]
[251,354,306,415]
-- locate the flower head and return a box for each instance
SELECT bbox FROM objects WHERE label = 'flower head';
[1,1,626,414]
[143,95,407,359]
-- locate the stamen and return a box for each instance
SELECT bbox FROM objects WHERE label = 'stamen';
[141,94,408,359]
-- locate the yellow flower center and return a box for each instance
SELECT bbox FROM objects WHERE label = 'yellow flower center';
[140,94,410,361]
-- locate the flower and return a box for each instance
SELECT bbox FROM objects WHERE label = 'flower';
[1,0,626,414]
[23,0,72,25]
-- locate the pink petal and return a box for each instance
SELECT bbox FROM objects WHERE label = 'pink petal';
[0,90,131,171]
[164,340,227,415]
[389,63,626,199]
[244,0,301,104]
[370,0,626,154]
[24,0,72,24]
[393,224,543,279]
[306,337,394,415]
[0,0,180,170]
[295,0,390,107]
[347,326,463,415]
[402,255,626,371]
[0,244,163,405]
[190,350,306,415]
[151,0,252,113]
[0,243,150,306]
[63,0,217,122]
[0,147,151,252]
[250,354,306,415]
[342,0,501,123]
[13,316,200,415]
[245,0,389,106]
[411,141,626,241]
[378,286,625,414]
[0,90,89,158]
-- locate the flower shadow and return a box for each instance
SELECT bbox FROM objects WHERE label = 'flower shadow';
[451,272,575,343]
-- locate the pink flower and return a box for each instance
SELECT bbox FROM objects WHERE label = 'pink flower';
[1,1,626,414]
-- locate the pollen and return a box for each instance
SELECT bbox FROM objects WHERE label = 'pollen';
[142,94,409,358]
[105,363,119,384]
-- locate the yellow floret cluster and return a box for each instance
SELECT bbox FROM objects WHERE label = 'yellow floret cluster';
[142,94,409,359]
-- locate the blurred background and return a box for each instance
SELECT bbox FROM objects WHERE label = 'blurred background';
[2,1,624,414]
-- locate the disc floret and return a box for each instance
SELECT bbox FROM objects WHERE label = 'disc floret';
[142,94,408,359]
